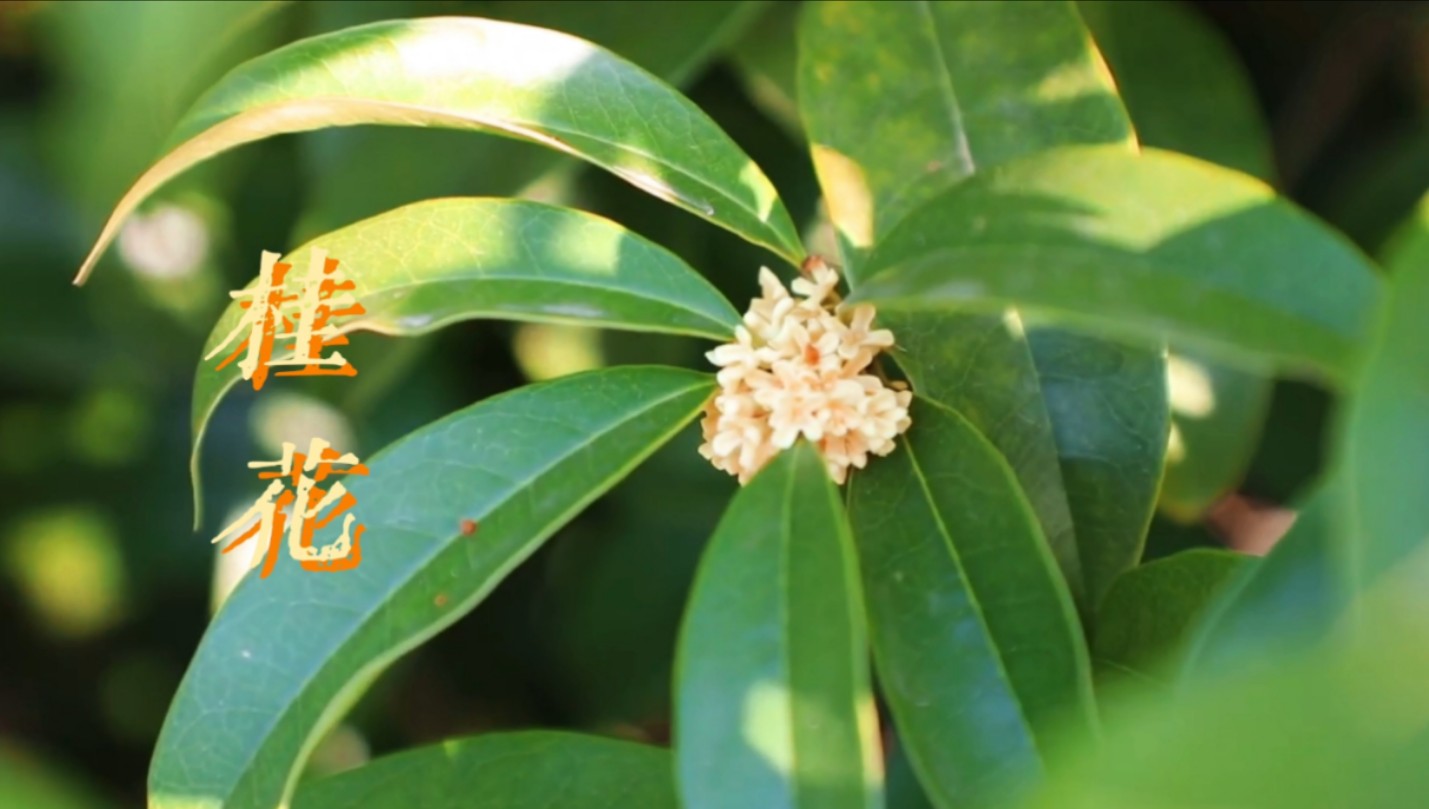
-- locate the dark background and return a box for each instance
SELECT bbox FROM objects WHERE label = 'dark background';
[0,1,1424,804]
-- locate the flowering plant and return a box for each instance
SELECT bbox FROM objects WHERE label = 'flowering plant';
[67,3,1424,808]
[701,261,911,484]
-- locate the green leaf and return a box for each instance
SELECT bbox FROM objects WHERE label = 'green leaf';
[536,424,734,726]
[291,731,677,809]
[797,0,1132,278]
[298,0,767,235]
[1178,477,1351,683]
[886,739,936,809]
[854,145,1382,386]
[879,312,1082,597]
[846,397,1093,809]
[675,443,881,809]
[73,15,804,284]
[1343,194,1429,581]
[1025,599,1429,809]
[1093,548,1247,681]
[799,0,1169,610]
[1078,0,1274,182]
[1380,193,1429,276]
[189,198,737,519]
[149,366,714,809]
[887,321,1166,618]
[1080,0,1277,520]
[1026,328,1169,604]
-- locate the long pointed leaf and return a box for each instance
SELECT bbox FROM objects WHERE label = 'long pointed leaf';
[878,312,1082,595]
[189,197,738,519]
[1081,0,1278,521]
[1344,194,1429,580]
[847,398,1094,809]
[298,0,766,235]
[1093,548,1248,683]
[799,0,1170,608]
[292,731,678,809]
[1178,476,1352,684]
[1025,328,1168,604]
[675,443,882,809]
[149,366,714,809]
[853,145,1381,386]
[798,0,1131,278]
[73,16,803,284]
[1078,0,1274,181]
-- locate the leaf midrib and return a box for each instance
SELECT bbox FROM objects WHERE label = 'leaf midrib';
[200,257,737,350]
[351,274,737,336]
[899,430,1044,764]
[178,95,786,248]
[859,242,1365,338]
[915,0,975,176]
[866,0,977,238]
[200,290,732,363]
[207,375,711,805]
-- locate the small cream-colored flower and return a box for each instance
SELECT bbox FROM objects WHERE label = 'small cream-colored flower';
[698,258,913,484]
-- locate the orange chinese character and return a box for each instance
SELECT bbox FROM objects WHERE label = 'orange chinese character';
[205,248,365,391]
[212,437,369,578]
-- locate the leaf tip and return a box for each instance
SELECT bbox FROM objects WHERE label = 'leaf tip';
[72,260,96,286]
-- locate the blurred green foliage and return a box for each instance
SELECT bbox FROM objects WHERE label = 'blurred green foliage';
[0,1,1426,804]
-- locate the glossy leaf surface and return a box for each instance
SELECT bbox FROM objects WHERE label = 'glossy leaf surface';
[299,0,766,234]
[1079,0,1274,181]
[1158,352,1273,521]
[150,367,714,809]
[1026,328,1168,604]
[799,0,1169,608]
[74,16,803,284]
[847,398,1093,809]
[676,443,881,809]
[292,731,677,809]
[855,146,1381,385]
[190,198,737,516]
[879,312,1081,595]
[1093,548,1247,680]
[1082,0,1277,519]
[798,0,1130,276]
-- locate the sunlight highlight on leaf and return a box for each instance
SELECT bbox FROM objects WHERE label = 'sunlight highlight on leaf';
[742,681,795,777]
[810,144,875,250]
[187,198,736,524]
[855,146,1381,385]
[677,443,882,809]
[73,16,803,284]
[799,0,1170,612]
[1165,354,1215,419]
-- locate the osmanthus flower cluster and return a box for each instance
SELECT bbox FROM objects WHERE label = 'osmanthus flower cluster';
[698,258,913,485]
